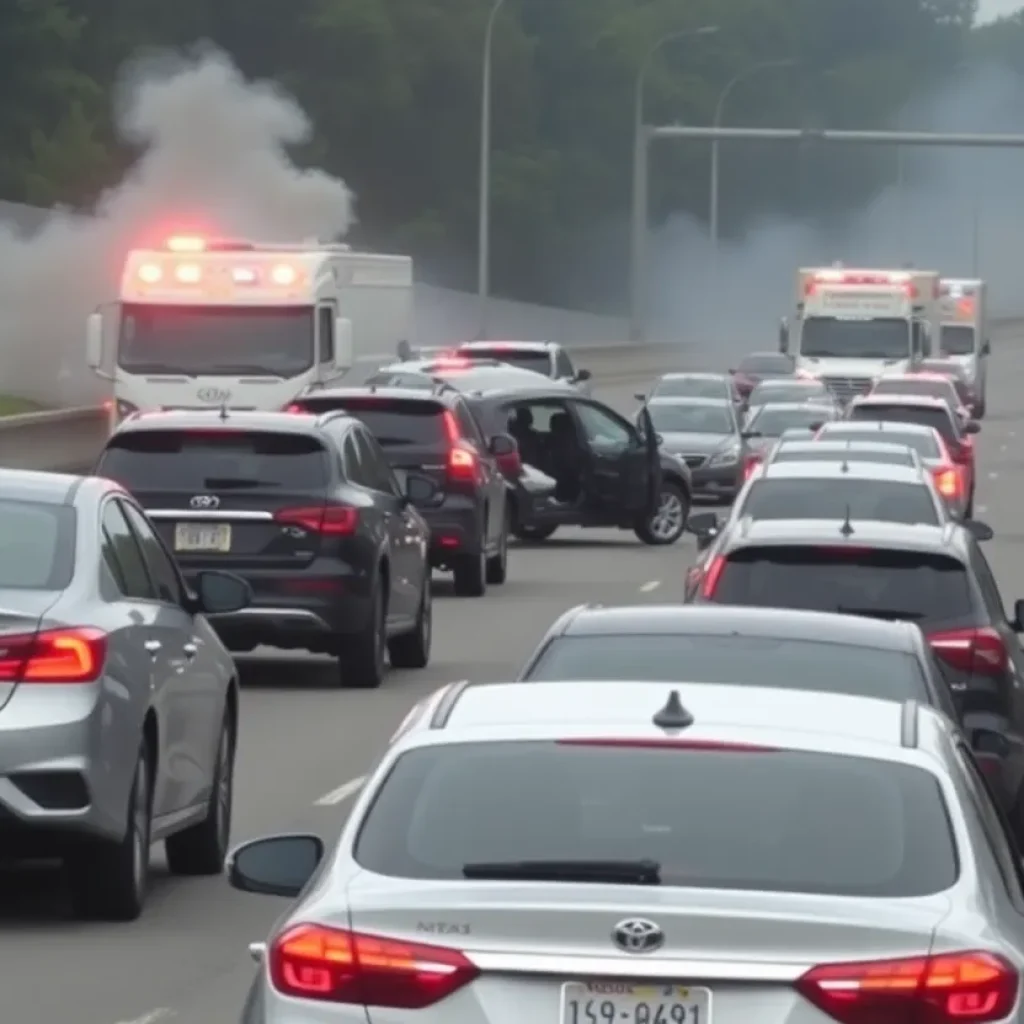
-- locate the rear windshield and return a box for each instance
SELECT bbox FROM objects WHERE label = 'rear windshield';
[849,403,958,445]
[739,354,793,374]
[524,634,927,701]
[872,379,953,402]
[747,406,833,436]
[749,382,829,403]
[940,324,975,356]
[355,741,957,896]
[97,431,328,491]
[773,448,915,467]
[742,478,938,525]
[649,403,733,434]
[295,397,446,447]
[653,377,727,399]
[460,347,551,375]
[0,500,75,589]
[713,546,974,624]
[820,426,940,459]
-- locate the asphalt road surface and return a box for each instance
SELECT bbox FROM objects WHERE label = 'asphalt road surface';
[3,331,1024,1024]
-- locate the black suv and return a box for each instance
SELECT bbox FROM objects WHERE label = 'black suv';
[464,384,692,544]
[94,409,436,688]
[288,386,511,596]
[683,515,1024,838]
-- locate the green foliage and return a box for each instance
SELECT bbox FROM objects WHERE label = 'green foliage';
[0,0,990,307]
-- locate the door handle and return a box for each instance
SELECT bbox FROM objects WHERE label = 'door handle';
[182,642,198,660]
[144,639,162,656]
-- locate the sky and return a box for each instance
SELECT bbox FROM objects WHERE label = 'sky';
[980,0,1023,20]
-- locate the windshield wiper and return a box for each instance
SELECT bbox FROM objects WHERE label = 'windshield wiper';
[202,477,277,489]
[119,364,197,376]
[836,605,923,621]
[462,858,661,885]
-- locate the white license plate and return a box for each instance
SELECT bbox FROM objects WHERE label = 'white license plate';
[561,982,710,1024]
[174,523,231,552]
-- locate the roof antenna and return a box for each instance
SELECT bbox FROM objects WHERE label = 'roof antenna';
[218,403,229,421]
[840,505,854,537]
[653,690,694,732]
[840,458,849,473]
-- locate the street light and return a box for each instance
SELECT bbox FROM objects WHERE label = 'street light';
[708,59,796,275]
[629,24,719,341]
[477,0,508,338]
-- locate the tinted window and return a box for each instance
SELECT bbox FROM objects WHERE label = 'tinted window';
[119,501,183,604]
[649,403,732,434]
[773,448,915,467]
[0,500,74,590]
[297,397,447,448]
[940,325,975,355]
[98,431,328,491]
[524,634,927,700]
[653,377,727,399]
[747,406,833,436]
[872,379,955,403]
[742,478,938,525]
[749,382,829,404]
[819,425,940,459]
[738,354,793,374]
[460,347,551,375]
[713,546,975,624]
[848,404,958,445]
[355,741,956,897]
[101,501,153,599]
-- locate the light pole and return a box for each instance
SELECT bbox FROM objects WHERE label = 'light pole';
[709,59,795,278]
[629,24,719,341]
[477,0,507,338]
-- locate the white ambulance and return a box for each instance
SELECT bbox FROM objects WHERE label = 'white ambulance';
[780,266,940,404]
[939,278,989,417]
[86,235,413,430]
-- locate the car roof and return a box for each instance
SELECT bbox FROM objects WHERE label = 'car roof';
[878,372,953,383]
[111,409,338,435]
[752,376,824,386]
[776,439,914,453]
[649,395,732,408]
[741,351,790,360]
[851,394,950,410]
[759,461,926,482]
[819,420,938,437]
[657,372,728,381]
[720,516,967,555]
[749,401,836,414]
[458,340,554,352]
[297,386,451,405]
[552,603,920,651]
[0,467,85,504]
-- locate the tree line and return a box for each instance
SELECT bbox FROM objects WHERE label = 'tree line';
[0,0,1005,310]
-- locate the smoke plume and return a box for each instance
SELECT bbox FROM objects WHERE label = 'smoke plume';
[0,47,353,406]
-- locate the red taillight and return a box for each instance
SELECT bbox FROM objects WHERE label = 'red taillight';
[701,555,726,597]
[743,454,761,479]
[933,465,963,498]
[496,451,522,478]
[443,411,480,482]
[929,627,1008,677]
[274,506,358,535]
[269,924,479,1008]
[796,951,1018,1024]
[284,403,304,413]
[0,628,107,683]
[952,440,973,465]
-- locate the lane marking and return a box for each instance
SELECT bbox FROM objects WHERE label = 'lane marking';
[989,472,999,479]
[314,775,366,806]
[116,1010,174,1024]
[639,580,661,593]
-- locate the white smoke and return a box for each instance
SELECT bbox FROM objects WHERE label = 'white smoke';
[0,47,353,406]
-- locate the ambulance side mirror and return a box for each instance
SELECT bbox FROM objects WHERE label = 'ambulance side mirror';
[778,318,789,353]
[334,318,353,370]
[982,339,991,356]
[86,312,112,379]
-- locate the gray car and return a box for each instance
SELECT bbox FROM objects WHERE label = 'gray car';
[225,680,1024,1024]
[0,468,251,921]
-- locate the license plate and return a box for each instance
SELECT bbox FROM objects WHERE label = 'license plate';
[174,523,231,552]
[561,982,710,1024]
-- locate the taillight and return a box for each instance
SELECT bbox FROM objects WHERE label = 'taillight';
[952,441,973,464]
[284,403,304,413]
[274,506,358,535]
[929,626,1008,677]
[933,465,963,498]
[701,555,726,597]
[743,454,761,479]
[496,451,522,478]
[0,628,107,683]
[269,923,479,1007]
[443,411,480,483]
[796,950,1018,1024]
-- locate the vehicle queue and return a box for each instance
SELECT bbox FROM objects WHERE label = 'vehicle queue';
[3,278,1024,1024]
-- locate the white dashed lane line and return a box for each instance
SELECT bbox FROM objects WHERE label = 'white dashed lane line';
[314,775,366,807]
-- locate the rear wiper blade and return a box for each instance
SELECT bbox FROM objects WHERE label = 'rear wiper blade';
[462,858,661,885]
[836,605,923,621]
[202,477,277,489]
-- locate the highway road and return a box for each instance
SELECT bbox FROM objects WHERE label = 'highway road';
[2,333,1024,1024]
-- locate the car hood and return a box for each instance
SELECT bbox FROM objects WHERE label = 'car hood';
[658,431,734,455]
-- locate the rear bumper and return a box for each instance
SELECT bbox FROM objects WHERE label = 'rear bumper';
[421,497,483,563]
[689,462,742,499]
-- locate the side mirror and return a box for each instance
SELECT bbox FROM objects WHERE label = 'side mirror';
[982,339,991,356]
[193,570,252,614]
[396,339,413,361]
[696,533,716,552]
[687,511,720,536]
[634,392,646,403]
[575,368,592,382]
[727,368,737,375]
[1013,598,1024,633]
[405,473,442,507]
[334,317,354,370]
[808,422,824,432]
[488,433,517,457]
[86,312,104,371]
[963,520,994,542]
[741,430,761,439]
[964,420,980,435]
[226,833,325,898]
[778,318,790,353]
[970,726,1010,757]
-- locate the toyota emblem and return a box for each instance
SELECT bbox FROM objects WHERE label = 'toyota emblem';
[197,387,231,403]
[612,918,664,954]
[189,495,220,510]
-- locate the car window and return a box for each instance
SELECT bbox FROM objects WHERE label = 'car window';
[819,426,941,459]
[873,379,955,404]
[342,434,372,488]
[749,383,829,404]
[524,634,929,700]
[773,448,915,467]
[355,741,957,897]
[355,430,400,495]
[848,403,959,445]
[98,430,329,493]
[298,397,449,450]
[118,500,184,604]
[940,325,975,356]
[453,399,486,447]
[711,546,976,626]
[653,377,726,400]
[0,499,75,590]
[746,406,834,435]
[574,402,634,452]
[740,478,939,525]
[971,544,1006,620]
[317,306,334,363]
[555,350,575,378]
[648,403,733,434]
[460,347,552,375]
[101,501,154,600]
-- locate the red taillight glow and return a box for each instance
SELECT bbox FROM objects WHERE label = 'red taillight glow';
[701,555,726,597]
[496,451,522,478]
[557,738,778,751]
[284,403,304,413]
[433,357,473,369]
[269,923,479,1007]
[796,951,1018,1024]
[929,627,1008,677]
[933,465,963,498]
[743,454,761,479]
[0,628,107,683]
[274,506,359,535]
[443,411,479,482]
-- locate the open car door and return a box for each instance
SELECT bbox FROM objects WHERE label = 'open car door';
[638,403,663,517]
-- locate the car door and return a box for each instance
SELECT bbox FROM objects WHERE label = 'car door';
[119,498,218,815]
[453,397,505,546]
[569,399,652,517]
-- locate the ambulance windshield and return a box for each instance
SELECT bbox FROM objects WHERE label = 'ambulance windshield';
[939,324,975,356]
[801,317,911,360]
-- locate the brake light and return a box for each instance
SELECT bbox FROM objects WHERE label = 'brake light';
[701,555,725,597]
[929,627,1008,677]
[796,951,1017,1024]
[0,628,107,683]
[496,451,522,478]
[443,411,479,482]
[274,506,358,535]
[933,465,963,498]
[269,923,479,1007]
[433,357,473,369]
[743,454,761,479]
[284,403,304,413]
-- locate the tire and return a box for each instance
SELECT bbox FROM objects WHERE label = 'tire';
[485,508,509,585]
[514,524,557,542]
[634,482,689,546]
[388,577,432,669]
[68,745,152,921]
[340,578,386,688]
[966,491,975,519]
[165,712,235,875]
[453,548,487,597]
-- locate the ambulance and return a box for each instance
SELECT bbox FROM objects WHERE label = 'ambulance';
[86,235,413,430]
[779,266,941,404]
[939,278,989,417]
